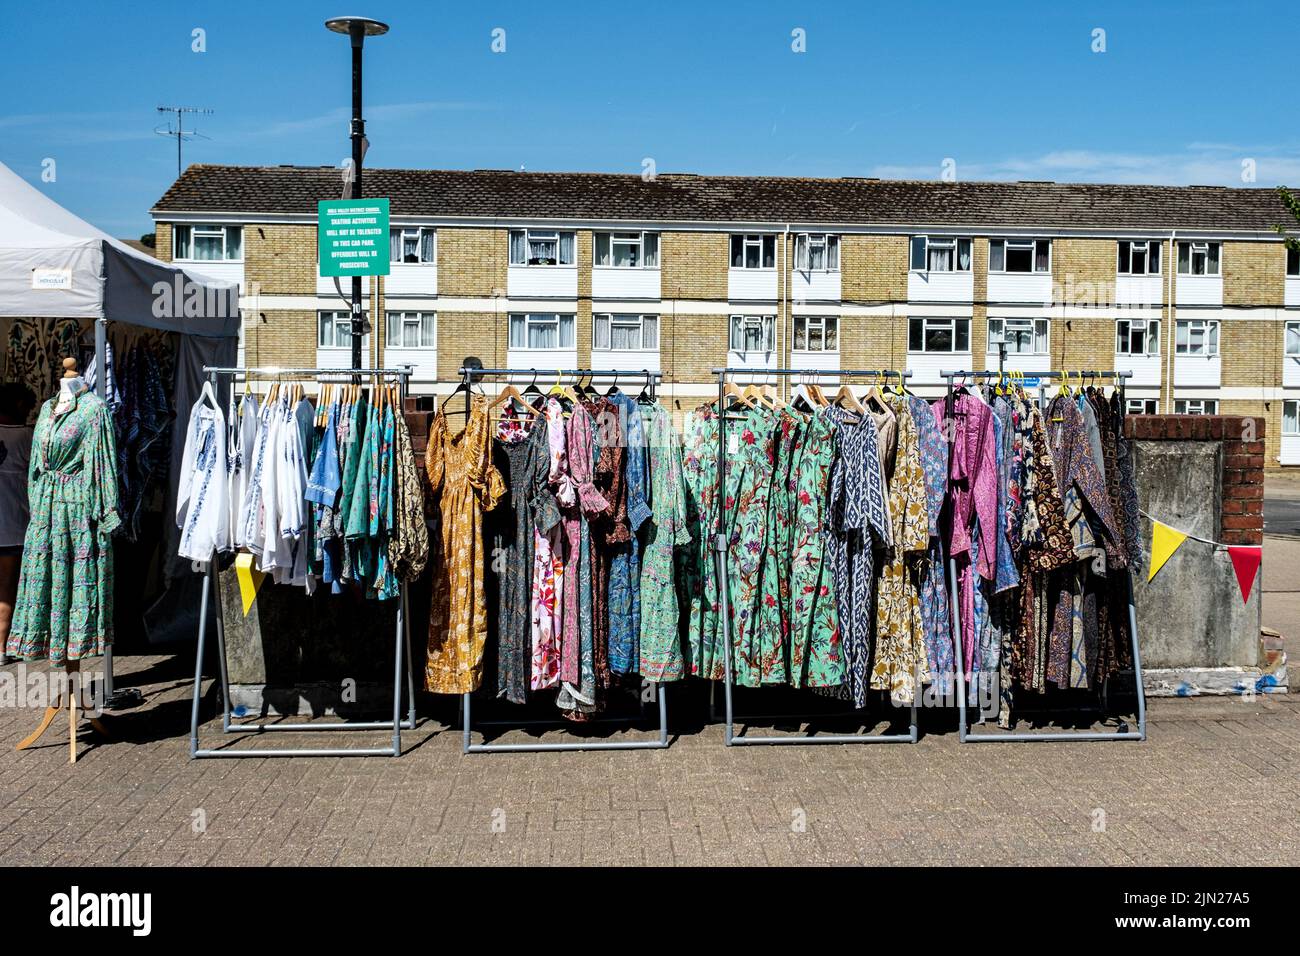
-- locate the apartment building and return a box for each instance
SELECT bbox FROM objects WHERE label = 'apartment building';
[151,165,1300,466]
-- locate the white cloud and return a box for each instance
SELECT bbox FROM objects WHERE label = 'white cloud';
[868,146,1300,186]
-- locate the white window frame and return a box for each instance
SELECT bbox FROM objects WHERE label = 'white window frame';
[384,311,436,348]
[988,238,1051,274]
[1126,398,1159,415]
[792,315,839,353]
[1286,321,1300,357]
[988,317,1049,355]
[175,223,243,262]
[508,312,575,350]
[1117,239,1162,276]
[730,234,777,270]
[729,314,776,352]
[509,229,575,266]
[1283,399,1300,436]
[910,236,973,273]
[593,231,659,269]
[1116,318,1161,356]
[1174,399,1219,415]
[1175,319,1220,356]
[593,313,658,351]
[390,226,436,264]
[1176,241,1221,276]
[794,233,840,272]
[908,316,971,354]
[318,310,359,349]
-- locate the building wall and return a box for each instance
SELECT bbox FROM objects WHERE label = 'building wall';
[153,214,1300,466]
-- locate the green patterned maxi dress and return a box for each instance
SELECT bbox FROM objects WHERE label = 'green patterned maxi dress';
[7,386,121,665]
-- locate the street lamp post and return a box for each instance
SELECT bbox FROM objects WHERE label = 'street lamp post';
[325,15,388,371]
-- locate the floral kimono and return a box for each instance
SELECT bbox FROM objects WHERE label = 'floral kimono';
[725,406,779,688]
[873,393,931,704]
[607,391,653,676]
[755,409,801,685]
[424,399,505,695]
[530,398,567,691]
[557,402,605,717]
[638,403,690,682]
[8,386,121,664]
[907,395,952,681]
[681,406,723,678]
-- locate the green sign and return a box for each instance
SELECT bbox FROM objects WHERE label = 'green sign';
[317,198,390,278]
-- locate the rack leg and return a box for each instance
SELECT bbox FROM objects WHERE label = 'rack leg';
[391,591,404,756]
[657,682,668,745]
[189,562,211,759]
[461,692,472,753]
[950,556,968,742]
[1127,571,1147,740]
[213,564,232,733]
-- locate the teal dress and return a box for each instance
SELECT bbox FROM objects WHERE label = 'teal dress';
[8,386,121,665]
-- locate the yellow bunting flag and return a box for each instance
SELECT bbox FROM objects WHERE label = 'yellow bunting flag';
[1148,520,1187,582]
[233,552,265,615]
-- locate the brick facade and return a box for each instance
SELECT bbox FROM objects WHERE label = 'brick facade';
[1124,415,1265,544]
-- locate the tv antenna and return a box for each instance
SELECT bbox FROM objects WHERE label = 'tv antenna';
[155,106,213,178]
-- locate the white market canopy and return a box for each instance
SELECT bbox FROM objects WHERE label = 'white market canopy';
[0,160,238,337]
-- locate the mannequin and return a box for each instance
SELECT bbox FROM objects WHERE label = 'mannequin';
[14,357,110,762]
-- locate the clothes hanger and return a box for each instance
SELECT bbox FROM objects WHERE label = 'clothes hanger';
[721,379,755,410]
[200,379,219,409]
[605,371,621,397]
[832,378,866,415]
[522,368,542,399]
[637,369,655,405]
[488,381,541,419]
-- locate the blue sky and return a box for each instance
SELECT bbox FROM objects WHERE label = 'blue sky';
[2,0,1297,236]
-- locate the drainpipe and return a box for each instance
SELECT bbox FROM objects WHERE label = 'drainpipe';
[781,223,791,401]
[1166,230,1176,412]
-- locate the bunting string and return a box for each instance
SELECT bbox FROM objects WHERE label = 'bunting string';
[1139,510,1262,601]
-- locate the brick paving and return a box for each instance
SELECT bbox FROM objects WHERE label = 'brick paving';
[0,651,1296,867]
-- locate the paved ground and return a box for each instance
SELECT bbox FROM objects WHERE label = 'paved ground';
[1,517,1296,868]
[1264,472,1300,538]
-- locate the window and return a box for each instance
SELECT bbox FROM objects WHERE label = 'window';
[593,231,658,268]
[1118,240,1161,275]
[908,317,970,353]
[794,233,840,271]
[318,310,355,349]
[988,318,1049,354]
[175,223,242,261]
[1127,399,1159,415]
[1284,400,1300,436]
[390,227,435,264]
[910,236,973,272]
[989,238,1051,273]
[730,234,776,269]
[508,313,575,349]
[793,316,838,352]
[1287,321,1300,356]
[1175,319,1220,355]
[385,311,436,348]
[593,313,658,350]
[1177,241,1221,276]
[729,314,775,352]
[1116,318,1161,356]
[1174,399,1218,415]
[509,229,575,266]
[1289,246,1300,277]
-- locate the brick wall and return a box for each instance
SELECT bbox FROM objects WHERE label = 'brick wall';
[437,227,506,297]
[1223,241,1286,306]
[245,224,316,294]
[1053,238,1116,305]
[243,309,317,368]
[661,232,728,300]
[155,222,172,261]
[1124,414,1264,545]
[842,235,907,302]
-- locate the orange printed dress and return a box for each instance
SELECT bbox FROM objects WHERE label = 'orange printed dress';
[425,398,505,694]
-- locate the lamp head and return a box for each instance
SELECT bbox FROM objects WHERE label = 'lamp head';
[325,16,389,40]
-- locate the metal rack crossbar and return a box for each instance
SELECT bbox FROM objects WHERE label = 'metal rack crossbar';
[188,366,419,758]
[939,369,1147,743]
[455,365,671,753]
[711,367,919,745]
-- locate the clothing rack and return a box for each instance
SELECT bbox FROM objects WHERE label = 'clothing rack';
[939,369,1147,743]
[188,365,419,758]
[711,367,920,746]
[454,365,670,753]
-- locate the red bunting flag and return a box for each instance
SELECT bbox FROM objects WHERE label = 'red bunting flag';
[1227,546,1262,603]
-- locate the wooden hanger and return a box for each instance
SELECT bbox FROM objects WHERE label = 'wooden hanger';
[832,380,866,414]
[488,382,540,419]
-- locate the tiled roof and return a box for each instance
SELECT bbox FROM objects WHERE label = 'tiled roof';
[152,164,1296,233]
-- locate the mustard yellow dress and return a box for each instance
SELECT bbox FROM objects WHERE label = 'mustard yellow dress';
[425,398,505,694]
